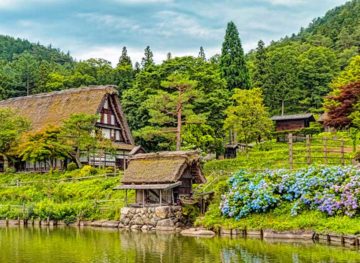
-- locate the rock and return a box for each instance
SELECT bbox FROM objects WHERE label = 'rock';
[220,228,232,236]
[118,223,125,228]
[156,226,176,231]
[120,207,131,215]
[156,219,174,227]
[155,206,170,219]
[175,222,185,228]
[91,220,106,227]
[263,230,314,240]
[123,218,130,226]
[132,216,144,226]
[130,225,141,231]
[141,225,152,231]
[102,221,120,228]
[180,228,216,237]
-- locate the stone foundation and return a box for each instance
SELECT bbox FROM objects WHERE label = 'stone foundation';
[120,206,185,231]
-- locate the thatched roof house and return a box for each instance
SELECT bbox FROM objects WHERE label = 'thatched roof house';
[115,151,206,207]
[0,86,141,171]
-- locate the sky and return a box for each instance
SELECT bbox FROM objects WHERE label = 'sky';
[0,0,349,65]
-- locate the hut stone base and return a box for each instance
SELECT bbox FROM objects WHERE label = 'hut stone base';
[120,206,185,230]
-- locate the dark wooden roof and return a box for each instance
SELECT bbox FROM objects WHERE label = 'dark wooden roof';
[121,151,206,184]
[271,113,315,122]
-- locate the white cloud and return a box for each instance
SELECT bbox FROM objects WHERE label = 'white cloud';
[0,0,60,10]
[76,13,141,32]
[72,45,220,66]
[154,10,223,39]
[264,0,305,6]
[112,0,173,3]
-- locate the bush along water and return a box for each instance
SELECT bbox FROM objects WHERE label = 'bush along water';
[220,166,360,220]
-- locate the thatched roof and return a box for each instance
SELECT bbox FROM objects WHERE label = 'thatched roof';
[271,113,315,122]
[0,86,134,145]
[121,151,206,184]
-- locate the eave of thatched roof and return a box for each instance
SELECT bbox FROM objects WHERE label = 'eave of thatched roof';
[114,182,182,190]
[0,86,116,131]
[121,151,206,184]
[0,85,135,147]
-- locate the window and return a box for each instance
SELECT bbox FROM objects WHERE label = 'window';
[103,113,108,124]
[102,129,111,139]
[104,100,109,109]
[111,115,115,125]
[115,130,120,141]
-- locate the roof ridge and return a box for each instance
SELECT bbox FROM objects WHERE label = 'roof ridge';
[0,85,118,104]
[130,151,199,160]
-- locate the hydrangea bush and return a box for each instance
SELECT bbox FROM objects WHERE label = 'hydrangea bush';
[220,166,360,220]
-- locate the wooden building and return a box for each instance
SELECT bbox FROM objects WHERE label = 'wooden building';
[114,151,206,207]
[0,86,142,171]
[271,113,315,131]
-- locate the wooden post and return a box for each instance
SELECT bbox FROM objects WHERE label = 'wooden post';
[142,190,145,208]
[341,139,345,165]
[125,189,128,206]
[306,135,311,165]
[159,190,162,206]
[324,137,328,165]
[288,133,293,170]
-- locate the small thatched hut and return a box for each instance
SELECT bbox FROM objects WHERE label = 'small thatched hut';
[0,86,142,171]
[114,151,206,207]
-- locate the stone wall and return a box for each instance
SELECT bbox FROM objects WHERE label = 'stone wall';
[120,206,185,231]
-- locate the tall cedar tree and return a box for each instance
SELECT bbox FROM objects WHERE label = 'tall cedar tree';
[198,46,206,61]
[252,40,267,89]
[220,21,250,91]
[116,47,134,94]
[117,47,132,67]
[141,46,154,69]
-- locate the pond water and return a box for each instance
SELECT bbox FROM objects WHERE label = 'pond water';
[1,226,360,263]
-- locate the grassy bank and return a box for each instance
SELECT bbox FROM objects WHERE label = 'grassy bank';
[197,202,360,235]
[0,167,133,223]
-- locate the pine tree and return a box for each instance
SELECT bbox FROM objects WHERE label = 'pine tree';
[134,62,141,74]
[141,46,154,69]
[118,46,132,67]
[198,46,206,60]
[220,21,250,91]
[253,40,267,89]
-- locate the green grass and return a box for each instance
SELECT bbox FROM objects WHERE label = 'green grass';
[0,167,134,222]
[196,202,360,235]
[197,133,360,235]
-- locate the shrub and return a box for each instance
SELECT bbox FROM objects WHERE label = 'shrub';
[67,162,77,171]
[79,165,97,177]
[221,166,360,220]
[4,167,16,174]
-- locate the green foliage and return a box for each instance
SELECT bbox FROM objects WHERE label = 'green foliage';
[0,169,131,221]
[66,162,77,172]
[122,56,229,152]
[220,21,250,91]
[60,113,99,167]
[224,88,273,144]
[17,125,70,167]
[0,108,30,163]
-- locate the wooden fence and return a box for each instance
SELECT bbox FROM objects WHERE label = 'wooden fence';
[288,134,356,170]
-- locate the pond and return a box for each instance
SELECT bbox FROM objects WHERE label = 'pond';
[1,226,360,263]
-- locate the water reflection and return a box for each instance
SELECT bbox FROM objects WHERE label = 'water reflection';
[0,226,359,263]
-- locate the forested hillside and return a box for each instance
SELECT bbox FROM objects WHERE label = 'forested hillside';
[0,35,73,63]
[249,0,360,115]
[0,0,359,153]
